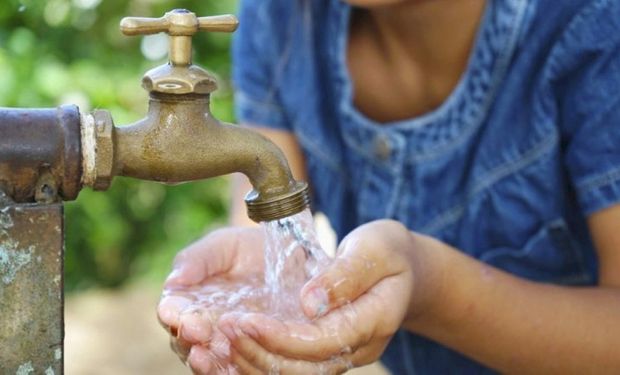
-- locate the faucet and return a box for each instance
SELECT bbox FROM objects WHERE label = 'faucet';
[0,10,308,372]
[1,9,309,222]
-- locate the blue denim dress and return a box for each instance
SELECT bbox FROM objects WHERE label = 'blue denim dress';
[232,0,620,373]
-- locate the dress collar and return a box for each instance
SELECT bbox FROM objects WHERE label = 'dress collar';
[329,0,532,150]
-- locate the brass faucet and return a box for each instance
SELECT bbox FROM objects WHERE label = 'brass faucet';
[0,10,310,372]
[80,9,309,222]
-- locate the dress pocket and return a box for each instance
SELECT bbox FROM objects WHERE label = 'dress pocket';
[479,219,592,285]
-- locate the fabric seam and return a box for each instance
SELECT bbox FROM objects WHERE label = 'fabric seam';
[421,131,558,234]
[577,166,620,195]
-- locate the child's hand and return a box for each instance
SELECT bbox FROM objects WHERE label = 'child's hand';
[157,227,266,374]
[218,220,418,374]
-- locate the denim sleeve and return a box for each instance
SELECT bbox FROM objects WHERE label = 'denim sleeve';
[556,0,620,216]
[232,0,289,130]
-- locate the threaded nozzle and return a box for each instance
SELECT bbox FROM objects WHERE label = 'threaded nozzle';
[245,181,310,223]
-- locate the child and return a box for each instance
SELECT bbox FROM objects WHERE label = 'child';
[159,0,620,373]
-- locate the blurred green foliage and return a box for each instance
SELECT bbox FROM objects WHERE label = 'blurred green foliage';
[0,0,238,290]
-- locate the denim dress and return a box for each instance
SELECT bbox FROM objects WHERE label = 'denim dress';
[232,0,620,373]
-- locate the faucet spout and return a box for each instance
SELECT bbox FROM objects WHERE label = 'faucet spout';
[83,93,309,222]
[114,94,294,194]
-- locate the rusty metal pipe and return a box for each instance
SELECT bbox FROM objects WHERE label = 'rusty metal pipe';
[0,106,82,203]
[0,203,65,374]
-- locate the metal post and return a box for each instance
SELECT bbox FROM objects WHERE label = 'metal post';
[0,203,64,374]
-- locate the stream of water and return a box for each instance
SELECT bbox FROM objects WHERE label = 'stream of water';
[159,208,333,371]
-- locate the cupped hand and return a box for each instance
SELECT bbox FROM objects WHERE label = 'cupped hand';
[218,220,417,374]
[157,226,268,374]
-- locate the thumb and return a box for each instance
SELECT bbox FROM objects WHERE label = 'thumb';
[300,232,399,319]
[165,227,249,288]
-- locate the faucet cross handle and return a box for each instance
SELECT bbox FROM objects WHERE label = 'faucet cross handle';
[120,9,239,66]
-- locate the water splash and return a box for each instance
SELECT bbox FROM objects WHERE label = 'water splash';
[161,209,330,321]
[262,209,331,319]
[160,209,334,370]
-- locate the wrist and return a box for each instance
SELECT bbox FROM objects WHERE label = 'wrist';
[402,231,453,329]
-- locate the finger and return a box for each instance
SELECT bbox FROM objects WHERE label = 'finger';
[165,230,237,287]
[209,327,232,361]
[224,314,333,361]
[178,307,214,344]
[344,338,390,368]
[229,348,263,375]
[231,275,408,362]
[187,345,214,375]
[225,329,307,374]
[218,315,282,372]
[158,294,194,331]
[240,311,363,362]
[300,222,410,318]
[170,335,192,363]
[220,323,276,373]
[227,330,356,375]
[228,324,388,374]
[165,227,261,287]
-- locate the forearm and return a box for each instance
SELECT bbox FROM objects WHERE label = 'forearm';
[404,233,620,373]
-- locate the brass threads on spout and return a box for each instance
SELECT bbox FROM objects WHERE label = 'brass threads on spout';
[245,182,310,222]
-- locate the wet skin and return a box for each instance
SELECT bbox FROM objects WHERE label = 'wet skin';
[161,0,620,372]
[158,221,416,374]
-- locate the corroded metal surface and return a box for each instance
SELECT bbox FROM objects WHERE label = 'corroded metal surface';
[0,204,64,374]
[80,110,115,191]
[0,105,82,203]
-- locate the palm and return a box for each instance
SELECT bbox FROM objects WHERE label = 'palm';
[157,227,268,368]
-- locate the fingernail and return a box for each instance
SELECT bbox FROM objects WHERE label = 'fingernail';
[304,288,329,318]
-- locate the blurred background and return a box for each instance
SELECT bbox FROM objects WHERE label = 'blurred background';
[0,0,385,373]
[0,0,233,292]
